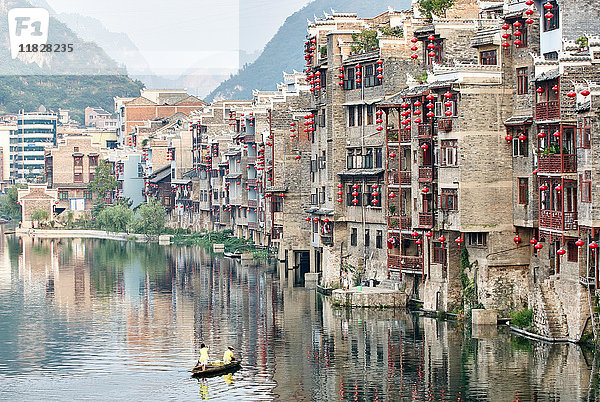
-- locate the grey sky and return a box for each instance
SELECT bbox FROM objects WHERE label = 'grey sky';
[45,0,310,75]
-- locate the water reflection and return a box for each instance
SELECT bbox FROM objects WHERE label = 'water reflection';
[0,235,598,401]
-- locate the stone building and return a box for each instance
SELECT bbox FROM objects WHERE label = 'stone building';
[114,89,205,148]
[17,184,58,228]
[44,136,103,213]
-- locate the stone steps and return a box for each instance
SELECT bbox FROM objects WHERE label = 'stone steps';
[540,281,568,339]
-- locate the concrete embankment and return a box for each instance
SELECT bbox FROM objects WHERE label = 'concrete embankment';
[14,228,173,244]
[331,287,408,308]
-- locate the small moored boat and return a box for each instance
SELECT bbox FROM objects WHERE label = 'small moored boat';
[223,251,242,259]
[189,360,241,377]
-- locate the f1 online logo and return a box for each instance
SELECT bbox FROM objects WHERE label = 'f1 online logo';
[8,8,49,59]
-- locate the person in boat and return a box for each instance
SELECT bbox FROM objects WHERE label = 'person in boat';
[198,343,210,372]
[223,346,235,364]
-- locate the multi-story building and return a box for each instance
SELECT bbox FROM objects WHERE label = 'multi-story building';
[114,89,205,148]
[84,107,115,128]
[11,110,57,182]
[44,136,102,213]
[0,122,16,189]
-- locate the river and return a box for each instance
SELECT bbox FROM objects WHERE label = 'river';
[0,235,597,401]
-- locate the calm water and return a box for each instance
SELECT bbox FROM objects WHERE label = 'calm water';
[0,234,598,401]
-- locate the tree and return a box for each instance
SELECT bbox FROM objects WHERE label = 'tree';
[129,200,167,236]
[96,204,134,233]
[88,160,117,200]
[31,209,49,228]
[418,0,455,20]
[88,160,118,218]
[0,185,26,220]
[351,29,379,54]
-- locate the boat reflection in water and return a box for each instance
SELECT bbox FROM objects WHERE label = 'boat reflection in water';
[0,234,598,401]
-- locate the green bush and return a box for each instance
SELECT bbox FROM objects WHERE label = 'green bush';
[510,309,533,328]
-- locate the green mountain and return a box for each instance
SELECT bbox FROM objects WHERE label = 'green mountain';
[206,0,411,102]
[0,0,143,122]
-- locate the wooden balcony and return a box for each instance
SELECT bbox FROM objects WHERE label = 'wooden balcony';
[401,216,411,230]
[387,216,411,231]
[418,212,433,228]
[538,154,577,173]
[387,129,399,143]
[535,100,559,121]
[539,210,578,231]
[417,124,432,139]
[438,118,452,131]
[400,129,412,143]
[418,166,433,182]
[387,254,401,271]
[401,171,411,185]
[388,171,400,186]
[401,256,423,275]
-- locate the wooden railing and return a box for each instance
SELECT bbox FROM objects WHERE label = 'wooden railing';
[438,118,452,131]
[539,210,562,230]
[564,211,578,231]
[387,129,399,143]
[418,212,433,228]
[400,171,411,185]
[388,171,400,185]
[538,154,577,173]
[418,166,433,182]
[401,256,423,274]
[400,129,412,143]
[418,124,432,138]
[387,254,401,270]
[401,216,411,230]
[535,100,559,121]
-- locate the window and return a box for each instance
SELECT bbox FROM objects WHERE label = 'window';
[357,105,363,126]
[344,68,355,90]
[74,173,83,183]
[272,196,283,212]
[440,140,457,166]
[350,228,357,246]
[366,105,374,125]
[73,156,83,167]
[365,186,381,207]
[577,117,591,149]
[364,148,373,169]
[433,242,446,264]
[59,190,68,200]
[73,147,79,152]
[89,173,95,182]
[567,241,578,262]
[581,170,592,203]
[347,185,362,206]
[468,232,487,246]
[517,68,528,95]
[365,229,370,247]
[480,50,497,65]
[519,178,528,204]
[89,155,98,167]
[347,149,354,169]
[440,188,458,211]
[512,137,529,157]
[376,230,383,249]
[348,106,355,127]
[375,148,382,168]
[543,2,559,31]
[364,64,375,87]
[84,191,92,200]
[514,21,527,47]
[544,51,558,60]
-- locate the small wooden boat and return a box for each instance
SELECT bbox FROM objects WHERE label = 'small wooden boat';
[189,360,241,377]
[223,251,242,259]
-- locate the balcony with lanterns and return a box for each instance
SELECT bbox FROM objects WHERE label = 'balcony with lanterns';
[534,78,560,121]
[437,118,452,131]
[537,154,576,173]
[401,256,423,275]
[417,123,432,139]
[418,166,434,182]
[537,125,577,173]
[418,213,434,228]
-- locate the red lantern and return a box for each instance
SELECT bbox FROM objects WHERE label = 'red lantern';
[505,135,513,142]
[543,2,553,9]
[556,248,566,256]
[576,239,585,247]
[313,217,319,222]
[555,185,562,192]
[416,239,423,245]
[514,236,521,248]
[337,183,343,189]
[388,192,396,198]
[411,37,418,43]
[545,11,553,19]
[422,187,429,193]
[455,237,463,250]
[590,242,599,250]
[352,184,359,190]
[530,238,538,245]
[389,152,396,158]
[534,243,543,250]
[567,91,577,98]
[352,198,359,205]
[421,143,429,150]
[411,231,419,237]
[425,232,433,238]
[536,87,545,93]
[438,236,446,243]
[581,89,591,97]
[305,217,311,222]
[539,184,548,191]
[538,131,546,138]
[337,198,343,203]
[519,134,527,141]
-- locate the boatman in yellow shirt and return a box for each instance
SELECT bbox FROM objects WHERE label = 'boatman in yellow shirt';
[223,346,235,364]
[198,343,210,372]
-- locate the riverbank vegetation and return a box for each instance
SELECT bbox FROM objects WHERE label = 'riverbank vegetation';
[173,229,275,260]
